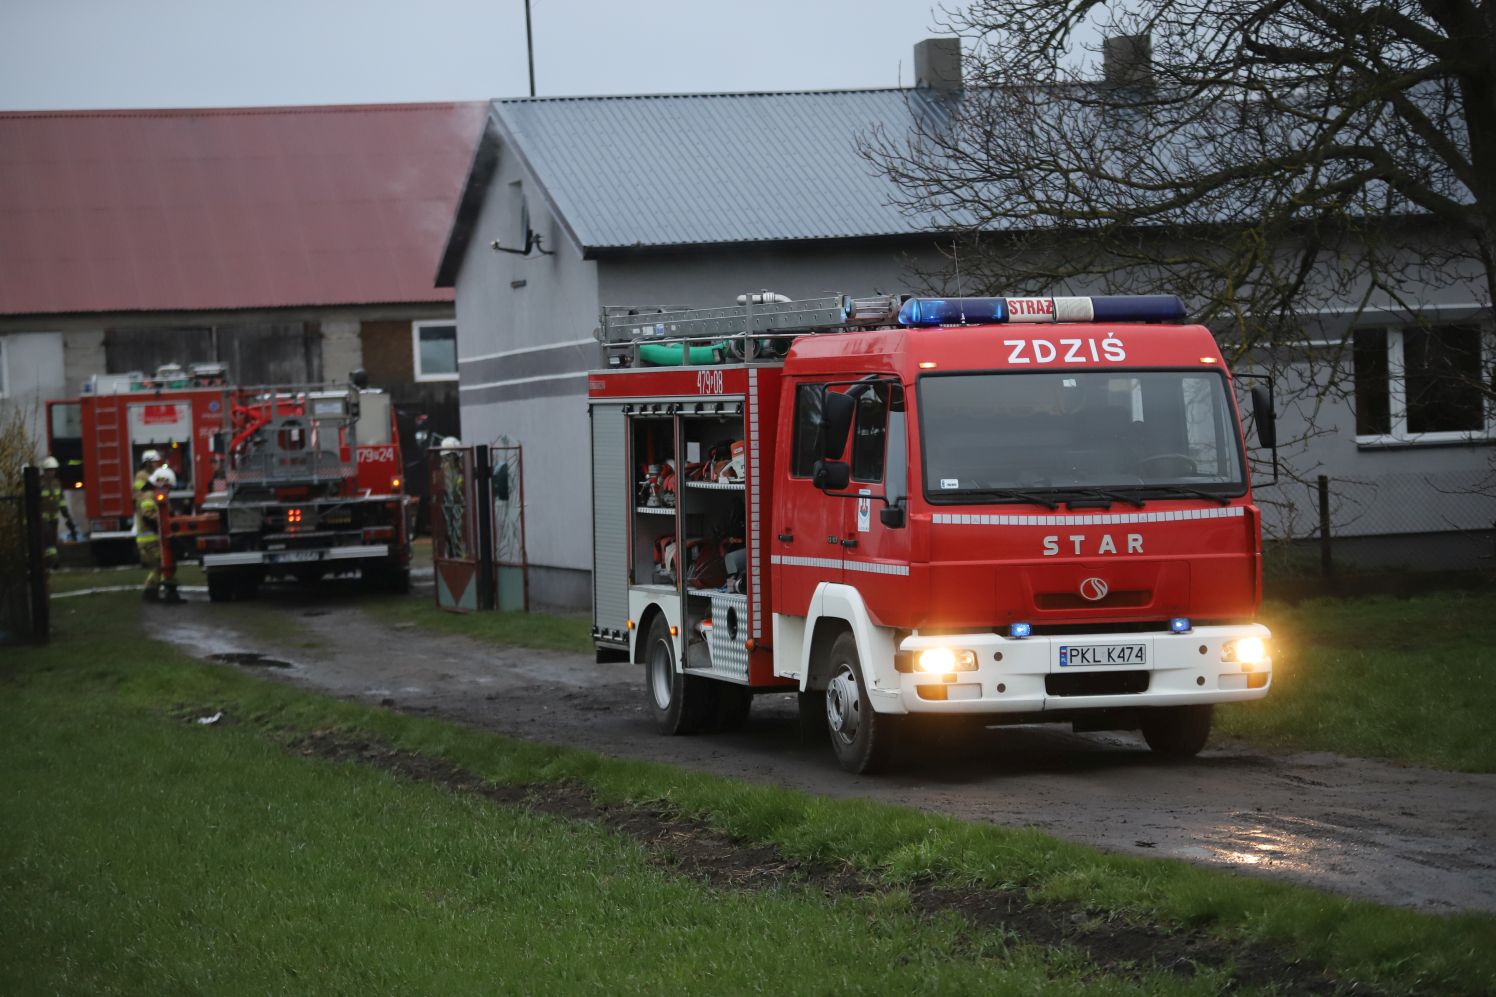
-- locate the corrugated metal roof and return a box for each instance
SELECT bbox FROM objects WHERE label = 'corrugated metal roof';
[493,89,957,250]
[0,101,486,316]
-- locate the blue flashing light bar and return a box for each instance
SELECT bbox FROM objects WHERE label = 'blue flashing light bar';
[1170,617,1193,634]
[1008,622,1033,639]
[898,297,1008,326]
[897,294,1186,327]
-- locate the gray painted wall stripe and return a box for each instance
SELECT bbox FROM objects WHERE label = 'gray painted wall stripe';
[459,340,598,384]
[461,373,588,406]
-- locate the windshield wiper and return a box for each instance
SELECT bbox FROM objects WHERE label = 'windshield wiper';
[1062,488,1147,509]
[941,487,1060,510]
[1143,484,1232,506]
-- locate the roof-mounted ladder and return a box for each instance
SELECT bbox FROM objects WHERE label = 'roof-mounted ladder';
[597,291,904,367]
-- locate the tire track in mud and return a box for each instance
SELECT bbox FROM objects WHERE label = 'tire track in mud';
[247,726,1349,995]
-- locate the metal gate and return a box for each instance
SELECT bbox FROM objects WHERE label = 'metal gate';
[1,466,49,644]
[490,441,528,612]
[430,445,483,612]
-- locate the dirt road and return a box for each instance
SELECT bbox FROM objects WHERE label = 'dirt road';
[153,586,1496,915]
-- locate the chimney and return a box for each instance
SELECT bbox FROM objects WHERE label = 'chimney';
[1102,34,1154,88]
[914,38,962,92]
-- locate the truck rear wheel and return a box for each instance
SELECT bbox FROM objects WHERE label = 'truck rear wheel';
[824,631,896,774]
[207,570,234,603]
[644,615,714,735]
[1140,705,1213,757]
[714,683,753,732]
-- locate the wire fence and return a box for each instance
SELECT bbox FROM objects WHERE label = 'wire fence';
[1260,468,1496,579]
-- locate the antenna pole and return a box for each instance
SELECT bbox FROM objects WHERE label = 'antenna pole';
[525,0,536,97]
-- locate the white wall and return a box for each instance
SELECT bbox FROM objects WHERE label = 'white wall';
[0,331,66,457]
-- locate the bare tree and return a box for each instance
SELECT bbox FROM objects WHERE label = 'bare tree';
[865,2,1493,363]
[864,3,1496,546]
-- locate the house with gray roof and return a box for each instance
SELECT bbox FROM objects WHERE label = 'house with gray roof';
[437,39,1495,609]
[435,41,965,608]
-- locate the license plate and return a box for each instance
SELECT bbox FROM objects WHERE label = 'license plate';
[269,550,323,564]
[1059,643,1147,667]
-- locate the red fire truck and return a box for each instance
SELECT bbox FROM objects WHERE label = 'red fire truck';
[46,363,232,563]
[188,376,412,600]
[48,365,412,597]
[589,292,1276,773]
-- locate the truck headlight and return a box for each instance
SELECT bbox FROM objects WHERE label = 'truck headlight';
[916,648,978,674]
[1222,636,1269,666]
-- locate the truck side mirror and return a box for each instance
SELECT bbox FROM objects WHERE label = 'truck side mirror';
[812,459,850,491]
[819,391,855,460]
[1250,384,1277,449]
[879,504,906,529]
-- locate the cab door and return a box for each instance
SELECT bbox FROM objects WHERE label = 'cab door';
[771,379,843,615]
[841,381,911,624]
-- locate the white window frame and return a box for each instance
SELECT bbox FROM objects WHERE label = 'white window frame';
[1354,325,1496,448]
[412,319,460,382]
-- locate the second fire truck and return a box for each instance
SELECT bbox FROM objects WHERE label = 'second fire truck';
[589,292,1276,773]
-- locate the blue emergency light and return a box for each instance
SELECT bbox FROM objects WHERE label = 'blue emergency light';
[897,295,1186,327]
[1008,622,1033,639]
[1170,617,1193,634]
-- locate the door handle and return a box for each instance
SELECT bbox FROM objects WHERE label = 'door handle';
[839,538,858,549]
[777,532,794,543]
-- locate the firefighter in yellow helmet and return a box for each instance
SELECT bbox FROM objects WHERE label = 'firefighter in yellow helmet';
[136,466,182,604]
[39,456,76,569]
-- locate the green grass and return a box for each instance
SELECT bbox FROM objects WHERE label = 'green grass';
[1218,591,1496,771]
[371,594,593,653]
[4,593,1496,994]
[48,561,206,595]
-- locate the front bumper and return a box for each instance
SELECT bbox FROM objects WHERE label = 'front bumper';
[872,624,1272,715]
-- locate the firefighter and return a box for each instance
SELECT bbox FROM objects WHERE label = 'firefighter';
[39,456,77,569]
[134,448,163,494]
[136,466,182,604]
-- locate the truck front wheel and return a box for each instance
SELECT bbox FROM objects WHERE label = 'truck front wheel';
[644,615,714,735]
[824,631,896,774]
[1140,704,1213,757]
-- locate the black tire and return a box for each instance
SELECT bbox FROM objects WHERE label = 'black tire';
[643,615,715,735]
[1140,705,1214,757]
[361,565,411,595]
[236,572,260,600]
[824,631,897,774]
[798,690,828,744]
[714,683,753,732]
[206,570,234,603]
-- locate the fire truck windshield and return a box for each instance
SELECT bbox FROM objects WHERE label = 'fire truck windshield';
[917,370,1247,502]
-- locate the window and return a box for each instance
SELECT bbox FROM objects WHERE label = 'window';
[917,370,1245,500]
[1353,325,1492,444]
[413,321,459,381]
[791,383,826,477]
[851,384,890,482]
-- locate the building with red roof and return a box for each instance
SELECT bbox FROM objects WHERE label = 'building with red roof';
[0,100,486,467]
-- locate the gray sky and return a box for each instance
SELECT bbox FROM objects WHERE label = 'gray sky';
[0,0,956,110]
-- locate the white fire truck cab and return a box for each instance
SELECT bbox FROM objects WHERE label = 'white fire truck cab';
[589,292,1276,773]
